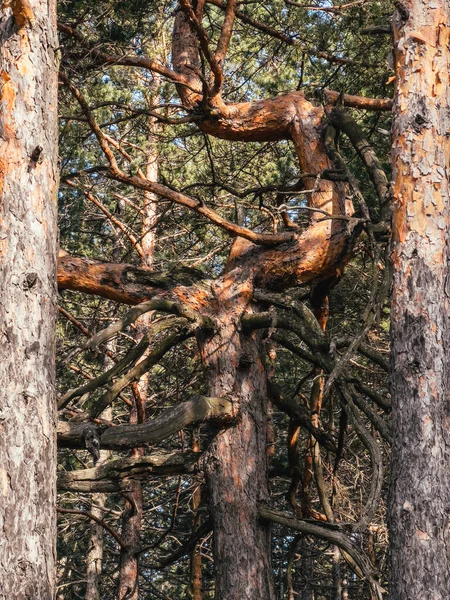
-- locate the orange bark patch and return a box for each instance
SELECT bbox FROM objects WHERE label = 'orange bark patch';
[0,71,16,139]
[417,530,430,543]
[0,156,5,198]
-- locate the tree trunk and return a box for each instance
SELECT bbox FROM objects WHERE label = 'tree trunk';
[191,431,203,600]
[389,2,450,599]
[85,402,113,600]
[200,270,275,600]
[0,0,59,596]
[118,483,143,600]
[85,491,107,600]
[118,93,160,598]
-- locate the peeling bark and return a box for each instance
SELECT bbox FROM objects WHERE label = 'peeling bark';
[0,0,59,596]
[389,2,450,599]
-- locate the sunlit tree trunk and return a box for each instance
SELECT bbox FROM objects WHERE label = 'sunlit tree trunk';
[389,1,450,598]
[199,271,275,600]
[0,0,59,596]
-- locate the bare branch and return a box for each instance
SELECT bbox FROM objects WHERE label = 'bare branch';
[207,0,355,65]
[323,89,393,112]
[179,0,224,97]
[61,73,294,246]
[241,311,326,351]
[338,383,384,531]
[268,381,337,453]
[57,22,196,91]
[58,252,205,306]
[85,299,214,351]
[215,0,238,65]
[57,396,235,450]
[88,326,195,418]
[258,505,385,600]
[57,507,126,549]
[58,451,201,493]
[58,317,188,409]
[329,109,391,217]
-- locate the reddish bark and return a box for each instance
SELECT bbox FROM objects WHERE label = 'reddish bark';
[191,433,203,600]
[55,10,362,600]
[118,483,143,600]
[389,2,450,598]
[199,272,275,599]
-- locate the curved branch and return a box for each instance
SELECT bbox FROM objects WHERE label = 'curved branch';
[58,252,206,306]
[110,170,294,245]
[268,381,336,453]
[59,317,189,409]
[352,381,391,413]
[207,0,355,65]
[323,89,393,112]
[63,70,295,246]
[348,385,392,444]
[241,311,327,351]
[142,519,213,569]
[57,507,126,549]
[338,383,384,531]
[85,299,214,351]
[329,109,390,217]
[57,395,235,450]
[258,506,385,600]
[57,22,195,90]
[88,326,195,418]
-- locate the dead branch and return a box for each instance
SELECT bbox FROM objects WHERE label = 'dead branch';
[58,451,201,493]
[57,395,235,450]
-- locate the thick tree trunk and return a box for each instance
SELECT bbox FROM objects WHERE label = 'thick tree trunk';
[389,2,450,599]
[200,271,275,600]
[0,0,59,596]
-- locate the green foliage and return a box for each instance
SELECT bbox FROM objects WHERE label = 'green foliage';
[56,1,393,597]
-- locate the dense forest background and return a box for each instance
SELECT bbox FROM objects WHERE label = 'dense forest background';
[54,0,393,598]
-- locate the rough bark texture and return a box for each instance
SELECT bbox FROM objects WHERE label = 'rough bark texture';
[171,8,356,291]
[54,8,371,600]
[0,0,59,597]
[389,2,450,599]
[200,272,275,600]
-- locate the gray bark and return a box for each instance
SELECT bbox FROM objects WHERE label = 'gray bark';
[0,0,59,597]
[389,1,450,598]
